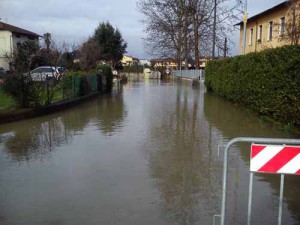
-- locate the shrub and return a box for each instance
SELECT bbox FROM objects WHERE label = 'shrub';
[99,65,113,92]
[205,45,300,127]
[2,73,53,107]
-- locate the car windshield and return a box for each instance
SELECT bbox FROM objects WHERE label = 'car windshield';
[31,68,41,73]
[42,68,55,73]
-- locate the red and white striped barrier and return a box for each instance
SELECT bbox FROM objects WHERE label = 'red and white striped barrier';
[250,144,300,175]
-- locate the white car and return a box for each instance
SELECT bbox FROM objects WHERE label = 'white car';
[30,66,66,81]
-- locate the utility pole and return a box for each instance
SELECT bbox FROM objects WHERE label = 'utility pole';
[242,0,248,55]
[212,0,217,58]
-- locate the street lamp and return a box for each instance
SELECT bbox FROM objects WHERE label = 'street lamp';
[242,0,248,55]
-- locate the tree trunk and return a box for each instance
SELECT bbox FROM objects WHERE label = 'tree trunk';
[223,37,227,58]
[184,15,189,70]
[193,14,200,69]
[292,7,296,45]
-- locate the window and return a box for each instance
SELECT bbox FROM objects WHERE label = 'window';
[16,42,21,50]
[267,21,273,41]
[43,68,55,73]
[279,17,285,37]
[258,25,263,42]
[249,28,253,45]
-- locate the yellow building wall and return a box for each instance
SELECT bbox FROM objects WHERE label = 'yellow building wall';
[121,55,133,66]
[239,2,299,54]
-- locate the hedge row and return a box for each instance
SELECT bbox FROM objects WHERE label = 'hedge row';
[205,45,300,127]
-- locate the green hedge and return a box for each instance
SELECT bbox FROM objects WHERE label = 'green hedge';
[205,45,300,127]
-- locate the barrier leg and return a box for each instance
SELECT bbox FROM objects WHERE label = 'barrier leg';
[278,174,285,225]
[247,172,254,225]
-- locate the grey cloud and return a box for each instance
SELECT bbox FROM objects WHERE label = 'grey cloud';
[2,0,145,57]
[1,0,287,58]
[247,0,285,16]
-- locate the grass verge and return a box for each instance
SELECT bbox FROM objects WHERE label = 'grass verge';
[0,87,17,110]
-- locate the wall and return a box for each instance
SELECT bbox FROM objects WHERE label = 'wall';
[120,72,161,80]
[0,31,12,70]
[11,33,39,53]
[0,32,39,71]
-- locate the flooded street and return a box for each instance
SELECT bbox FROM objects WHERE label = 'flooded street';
[0,80,300,225]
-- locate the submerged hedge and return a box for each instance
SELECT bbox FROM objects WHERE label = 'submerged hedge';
[205,45,300,127]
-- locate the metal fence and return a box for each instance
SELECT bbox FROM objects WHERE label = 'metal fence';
[214,137,300,225]
[172,69,205,81]
[71,74,98,99]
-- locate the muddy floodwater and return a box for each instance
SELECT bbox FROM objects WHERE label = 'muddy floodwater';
[0,80,300,225]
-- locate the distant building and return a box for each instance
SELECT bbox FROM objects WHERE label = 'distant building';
[121,55,139,67]
[235,0,300,54]
[139,59,151,66]
[150,58,178,68]
[198,57,221,69]
[0,22,41,71]
[149,57,224,70]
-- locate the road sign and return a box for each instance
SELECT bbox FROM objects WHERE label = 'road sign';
[250,144,300,175]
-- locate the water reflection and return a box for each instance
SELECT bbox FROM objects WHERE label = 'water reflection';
[203,91,300,224]
[95,93,127,135]
[3,118,69,161]
[0,88,127,162]
[142,83,222,224]
[203,92,296,139]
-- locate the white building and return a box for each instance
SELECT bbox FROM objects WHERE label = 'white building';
[0,22,40,71]
[139,59,151,66]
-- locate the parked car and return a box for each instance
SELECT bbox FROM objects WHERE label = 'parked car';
[56,67,68,80]
[30,66,67,82]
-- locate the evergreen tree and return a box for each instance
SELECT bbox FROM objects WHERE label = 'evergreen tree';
[91,22,127,68]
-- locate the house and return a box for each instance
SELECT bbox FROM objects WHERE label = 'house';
[138,59,151,66]
[198,57,221,69]
[121,55,139,67]
[235,0,300,54]
[150,58,178,68]
[0,22,41,71]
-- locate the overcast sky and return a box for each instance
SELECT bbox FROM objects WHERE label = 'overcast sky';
[1,0,285,58]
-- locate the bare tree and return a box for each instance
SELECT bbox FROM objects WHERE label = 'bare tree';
[138,0,242,69]
[285,0,300,45]
[78,40,100,71]
[43,33,52,50]
[138,0,188,68]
